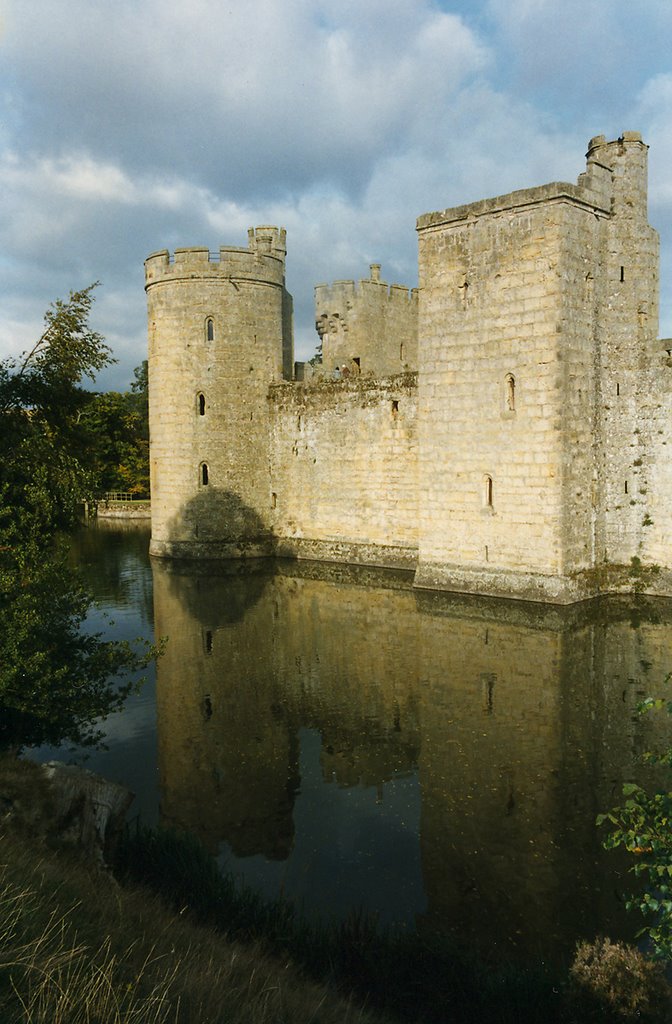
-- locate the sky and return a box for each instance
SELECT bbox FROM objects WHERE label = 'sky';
[1,0,671,391]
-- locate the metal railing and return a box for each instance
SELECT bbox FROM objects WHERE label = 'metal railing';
[100,492,149,503]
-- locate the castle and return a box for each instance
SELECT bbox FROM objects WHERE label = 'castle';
[146,132,672,605]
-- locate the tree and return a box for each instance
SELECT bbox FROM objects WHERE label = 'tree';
[79,365,149,497]
[307,341,323,367]
[0,285,152,750]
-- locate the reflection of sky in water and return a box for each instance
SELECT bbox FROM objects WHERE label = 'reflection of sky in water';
[219,728,425,928]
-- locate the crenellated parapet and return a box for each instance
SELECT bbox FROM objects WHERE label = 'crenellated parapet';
[314,263,418,376]
[145,229,287,291]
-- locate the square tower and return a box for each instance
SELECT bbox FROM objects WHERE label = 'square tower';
[415,134,659,602]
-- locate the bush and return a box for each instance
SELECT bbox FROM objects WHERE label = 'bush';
[566,937,671,1023]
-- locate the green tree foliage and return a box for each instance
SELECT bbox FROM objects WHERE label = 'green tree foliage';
[597,682,672,961]
[79,361,149,496]
[0,284,109,538]
[0,285,151,750]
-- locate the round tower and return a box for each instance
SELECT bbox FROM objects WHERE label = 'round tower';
[146,226,293,559]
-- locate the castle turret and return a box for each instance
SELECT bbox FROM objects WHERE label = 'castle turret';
[314,264,418,376]
[584,134,660,566]
[146,227,293,559]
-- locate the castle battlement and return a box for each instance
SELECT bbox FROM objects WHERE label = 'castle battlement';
[418,133,648,234]
[314,263,418,375]
[145,229,287,290]
[315,264,418,308]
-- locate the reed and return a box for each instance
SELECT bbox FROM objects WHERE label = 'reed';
[117,823,564,1024]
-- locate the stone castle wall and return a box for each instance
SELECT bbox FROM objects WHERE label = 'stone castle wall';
[268,373,418,568]
[416,191,581,598]
[146,134,672,603]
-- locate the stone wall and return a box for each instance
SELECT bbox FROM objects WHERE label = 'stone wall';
[415,189,597,600]
[269,374,418,569]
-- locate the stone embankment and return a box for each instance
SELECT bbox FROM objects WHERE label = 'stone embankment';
[96,501,151,520]
[1,758,133,869]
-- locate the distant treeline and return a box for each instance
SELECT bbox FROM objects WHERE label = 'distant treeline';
[81,361,149,497]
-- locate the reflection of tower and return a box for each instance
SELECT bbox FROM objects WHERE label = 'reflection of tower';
[152,560,299,858]
[270,570,422,786]
[146,227,293,559]
[414,595,672,962]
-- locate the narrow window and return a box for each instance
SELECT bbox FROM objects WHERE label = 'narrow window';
[616,382,620,396]
[481,672,496,715]
[459,274,469,309]
[206,318,215,341]
[198,392,206,416]
[391,399,399,417]
[484,475,493,508]
[505,373,515,412]
[271,492,277,509]
[624,480,628,494]
[485,544,489,562]
[201,462,209,486]
[620,266,625,282]
[400,343,404,363]
[203,631,213,655]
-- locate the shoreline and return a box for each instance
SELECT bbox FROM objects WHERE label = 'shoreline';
[94,502,151,520]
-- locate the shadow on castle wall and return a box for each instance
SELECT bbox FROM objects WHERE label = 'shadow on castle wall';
[177,488,270,545]
[154,488,278,624]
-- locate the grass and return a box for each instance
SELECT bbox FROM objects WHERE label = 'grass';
[116,823,565,1024]
[0,757,389,1024]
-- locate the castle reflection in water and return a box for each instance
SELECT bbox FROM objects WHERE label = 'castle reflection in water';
[151,556,672,963]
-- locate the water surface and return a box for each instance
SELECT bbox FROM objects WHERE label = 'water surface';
[30,521,672,965]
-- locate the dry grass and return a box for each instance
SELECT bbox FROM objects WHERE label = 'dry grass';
[567,937,672,1023]
[0,757,389,1024]
[0,834,389,1024]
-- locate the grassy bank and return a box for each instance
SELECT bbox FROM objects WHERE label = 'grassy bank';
[0,758,387,1024]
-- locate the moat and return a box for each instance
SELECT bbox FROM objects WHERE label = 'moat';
[30,520,672,965]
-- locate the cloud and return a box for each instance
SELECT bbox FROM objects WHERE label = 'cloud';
[484,0,672,128]
[1,0,488,198]
[1,0,671,380]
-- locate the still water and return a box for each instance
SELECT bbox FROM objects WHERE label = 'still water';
[29,521,672,965]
